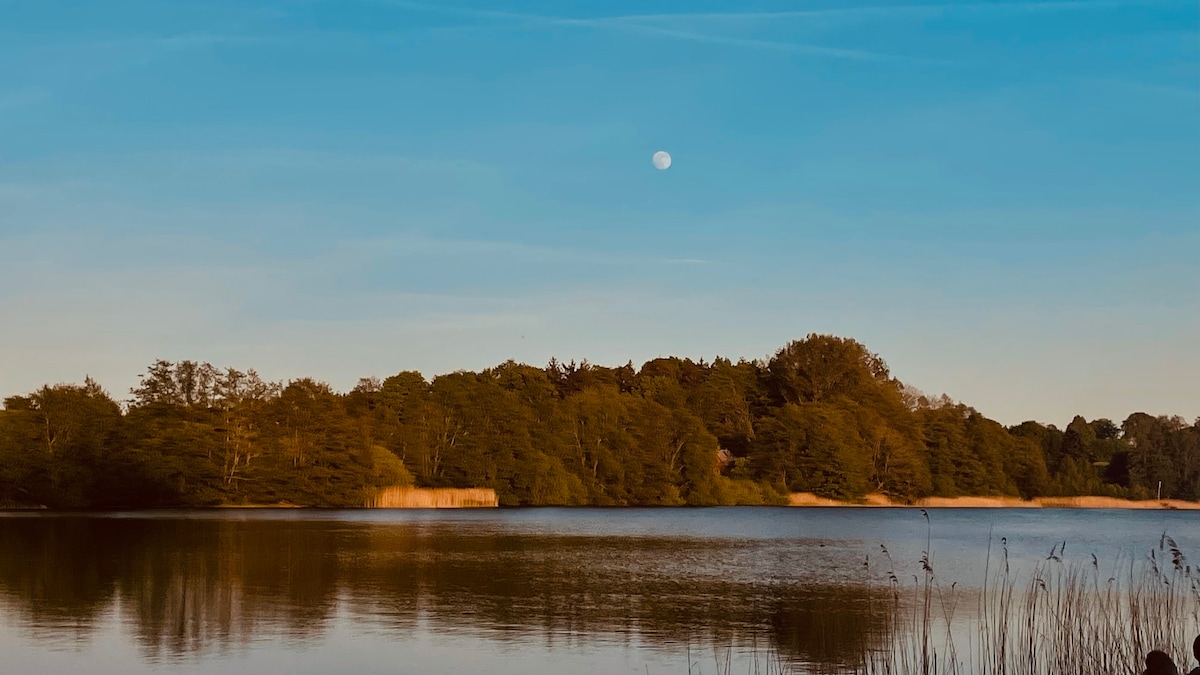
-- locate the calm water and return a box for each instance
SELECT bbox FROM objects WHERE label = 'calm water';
[0,508,1196,675]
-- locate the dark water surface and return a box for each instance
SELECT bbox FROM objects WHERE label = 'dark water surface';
[0,508,1196,674]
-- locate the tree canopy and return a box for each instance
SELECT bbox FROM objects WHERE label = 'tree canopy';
[1,335,1196,508]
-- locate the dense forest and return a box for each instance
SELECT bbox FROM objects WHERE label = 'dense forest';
[1,334,1197,508]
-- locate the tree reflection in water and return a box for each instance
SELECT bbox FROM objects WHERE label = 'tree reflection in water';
[0,515,894,672]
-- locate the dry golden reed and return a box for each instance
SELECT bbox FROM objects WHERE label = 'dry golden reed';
[366,487,498,508]
[861,523,1200,675]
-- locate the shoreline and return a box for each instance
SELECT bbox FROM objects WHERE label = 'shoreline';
[4,495,1200,512]
[787,493,1200,510]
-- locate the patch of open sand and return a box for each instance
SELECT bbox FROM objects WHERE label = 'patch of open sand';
[1033,496,1200,510]
[918,496,1037,508]
[787,493,846,507]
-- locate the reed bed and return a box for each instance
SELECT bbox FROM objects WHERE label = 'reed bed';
[862,513,1200,675]
[365,487,498,508]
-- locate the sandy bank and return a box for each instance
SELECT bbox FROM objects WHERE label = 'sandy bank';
[788,493,1200,510]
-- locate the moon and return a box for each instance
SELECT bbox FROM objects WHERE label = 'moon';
[652,150,672,170]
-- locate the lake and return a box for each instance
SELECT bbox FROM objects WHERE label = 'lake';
[1,508,1197,675]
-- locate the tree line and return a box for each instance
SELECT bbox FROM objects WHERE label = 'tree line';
[1,334,1196,508]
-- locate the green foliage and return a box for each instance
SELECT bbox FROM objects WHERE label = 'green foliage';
[0,336,1195,508]
[756,402,873,500]
[368,445,414,488]
[767,334,891,405]
[712,476,784,505]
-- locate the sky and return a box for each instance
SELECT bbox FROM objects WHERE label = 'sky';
[0,0,1197,426]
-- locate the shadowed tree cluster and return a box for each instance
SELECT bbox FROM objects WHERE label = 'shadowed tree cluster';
[1,334,1196,508]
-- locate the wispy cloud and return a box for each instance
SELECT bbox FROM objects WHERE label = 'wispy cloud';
[609,22,929,62]
[360,0,1151,62]
[1086,77,1200,99]
[316,231,717,270]
[369,0,936,63]
[168,147,501,177]
[0,32,275,118]
[70,32,284,73]
[16,31,282,62]
[585,0,1130,24]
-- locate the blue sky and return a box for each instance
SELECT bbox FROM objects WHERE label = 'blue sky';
[0,0,1197,425]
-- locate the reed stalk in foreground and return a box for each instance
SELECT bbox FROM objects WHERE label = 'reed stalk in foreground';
[861,530,1200,675]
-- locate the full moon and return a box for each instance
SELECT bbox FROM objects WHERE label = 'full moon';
[652,150,672,170]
